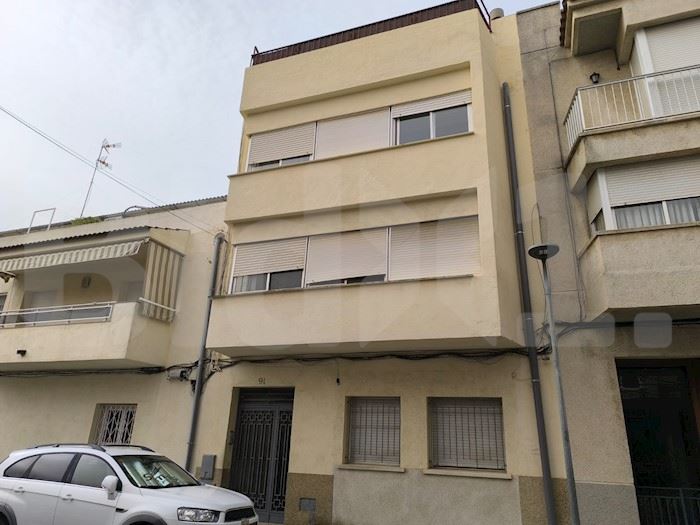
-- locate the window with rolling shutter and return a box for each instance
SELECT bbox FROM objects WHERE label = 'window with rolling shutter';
[315,110,390,159]
[589,155,700,231]
[231,237,307,293]
[389,217,479,281]
[429,398,506,470]
[305,229,387,285]
[346,397,400,466]
[645,17,700,73]
[247,123,316,170]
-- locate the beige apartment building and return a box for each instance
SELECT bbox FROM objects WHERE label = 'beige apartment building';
[1,1,699,525]
[516,1,700,524]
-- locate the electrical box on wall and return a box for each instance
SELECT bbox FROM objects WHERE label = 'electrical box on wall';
[200,454,216,482]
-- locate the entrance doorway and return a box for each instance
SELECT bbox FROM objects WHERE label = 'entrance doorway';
[617,364,700,524]
[229,389,294,524]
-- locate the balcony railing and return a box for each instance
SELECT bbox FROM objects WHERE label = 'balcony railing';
[564,65,700,153]
[636,487,700,525]
[0,302,114,328]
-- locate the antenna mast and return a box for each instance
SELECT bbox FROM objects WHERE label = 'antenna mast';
[79,138,121,217]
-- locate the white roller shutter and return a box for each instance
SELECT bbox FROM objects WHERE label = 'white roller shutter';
[391,90,472,118]
[646,17,700,72]
[305,229,387,284]
[315,109,390,159]
[233,237,307,277]
[247,123,316,166]
[605,156,700,206]
[389,217,479,281]
[586,172,603,222]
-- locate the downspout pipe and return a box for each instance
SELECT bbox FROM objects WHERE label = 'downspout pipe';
[185,231,226,472]
[502,82,557,525]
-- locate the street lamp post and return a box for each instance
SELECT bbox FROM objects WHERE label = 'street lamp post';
[528,243,581,525]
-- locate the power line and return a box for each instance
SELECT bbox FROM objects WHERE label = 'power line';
[0,103,221,236]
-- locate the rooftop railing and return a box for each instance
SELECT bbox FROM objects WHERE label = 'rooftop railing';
[564,65,700,153]
[0,302,115,328]
[250,0,490,65]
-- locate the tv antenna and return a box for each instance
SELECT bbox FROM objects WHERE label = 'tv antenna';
[79,138,121,217]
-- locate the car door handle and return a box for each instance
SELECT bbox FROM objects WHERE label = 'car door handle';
[12,486,24,494]
[60,495,73,502]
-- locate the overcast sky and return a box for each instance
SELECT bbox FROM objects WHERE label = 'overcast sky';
[1,0,546,231]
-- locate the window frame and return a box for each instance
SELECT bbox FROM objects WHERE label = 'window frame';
[91,404,137,446]
[428,397,507,471]
[345,397,401,467]
[394,103,471,146]
[229,216,480,295]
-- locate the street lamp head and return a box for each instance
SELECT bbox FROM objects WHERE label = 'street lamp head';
[528,243,560,261]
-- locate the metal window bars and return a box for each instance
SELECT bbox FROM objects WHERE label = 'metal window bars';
[564,65,700,153]
[0,302,114,328]
[96,404,137,446]
[347,397,401,466]
[636,487,700,525]
[429,397,506,470]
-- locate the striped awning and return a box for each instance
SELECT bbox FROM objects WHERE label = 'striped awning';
[0,240,145,273]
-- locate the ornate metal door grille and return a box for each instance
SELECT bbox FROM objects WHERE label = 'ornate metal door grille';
[230,390,293,524]
[95,404,136,445]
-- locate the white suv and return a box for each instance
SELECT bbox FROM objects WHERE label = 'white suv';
[0,444,257,525]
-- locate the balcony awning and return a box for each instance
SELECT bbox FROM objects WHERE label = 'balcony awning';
[0,240,144,274]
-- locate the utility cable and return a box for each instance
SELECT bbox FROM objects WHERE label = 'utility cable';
[0,103,221,236]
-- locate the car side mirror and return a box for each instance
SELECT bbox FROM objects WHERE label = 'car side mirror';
[101,475,120,497]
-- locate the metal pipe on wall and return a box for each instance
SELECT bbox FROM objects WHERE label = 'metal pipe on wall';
[501,82,558,525]
[185,231,226,472]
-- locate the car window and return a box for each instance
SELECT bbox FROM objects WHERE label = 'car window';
[3,456,39,478]
[70,455,116,488]
[114,455,199,488]
[26,453,75,483]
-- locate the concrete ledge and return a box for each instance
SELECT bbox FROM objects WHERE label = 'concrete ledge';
[336,464,406,473]
[423,468,512,480]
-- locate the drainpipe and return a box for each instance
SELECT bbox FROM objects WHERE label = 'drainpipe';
[185,231,226,472]
[502,82,557,525]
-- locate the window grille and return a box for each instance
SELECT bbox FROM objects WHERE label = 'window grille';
[429,398,506,470]
[94,404,136,445]
[346,397,400,466]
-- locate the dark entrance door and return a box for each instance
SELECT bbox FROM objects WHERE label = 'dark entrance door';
[230,389,293,524]
[618,365,700,524]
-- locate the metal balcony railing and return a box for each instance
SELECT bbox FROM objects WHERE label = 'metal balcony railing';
[564,65,700,153]
[0,302,114,328]
[636,487,700,525]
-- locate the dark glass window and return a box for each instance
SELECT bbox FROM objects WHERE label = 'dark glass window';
[434,105,469,137]
[280,155,311,166]
[4,456,38,478]
[397,113,431,144]
[26,453,75,482]
[346,274,385,284]
[70,455,116,488]
[269,270,303,290]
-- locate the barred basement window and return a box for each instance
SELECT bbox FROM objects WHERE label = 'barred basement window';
[93,404,137,445]
[346,397,400,466]
[429,398,506,470]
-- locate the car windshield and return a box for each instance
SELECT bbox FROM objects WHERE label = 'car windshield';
[114,455,199,489]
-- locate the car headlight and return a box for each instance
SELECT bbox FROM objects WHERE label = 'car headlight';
[177,507,220,522]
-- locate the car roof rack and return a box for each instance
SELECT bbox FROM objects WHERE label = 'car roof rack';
[33,443,106,452]
[102,444,155,452]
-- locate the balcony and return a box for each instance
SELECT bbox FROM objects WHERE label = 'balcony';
[227,133,481,222]
[579,224,700,320]
[0,301,172,370]
[207,276,520,358]
[564,66,700,189]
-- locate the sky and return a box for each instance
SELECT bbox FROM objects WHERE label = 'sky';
[0,0,546,231]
